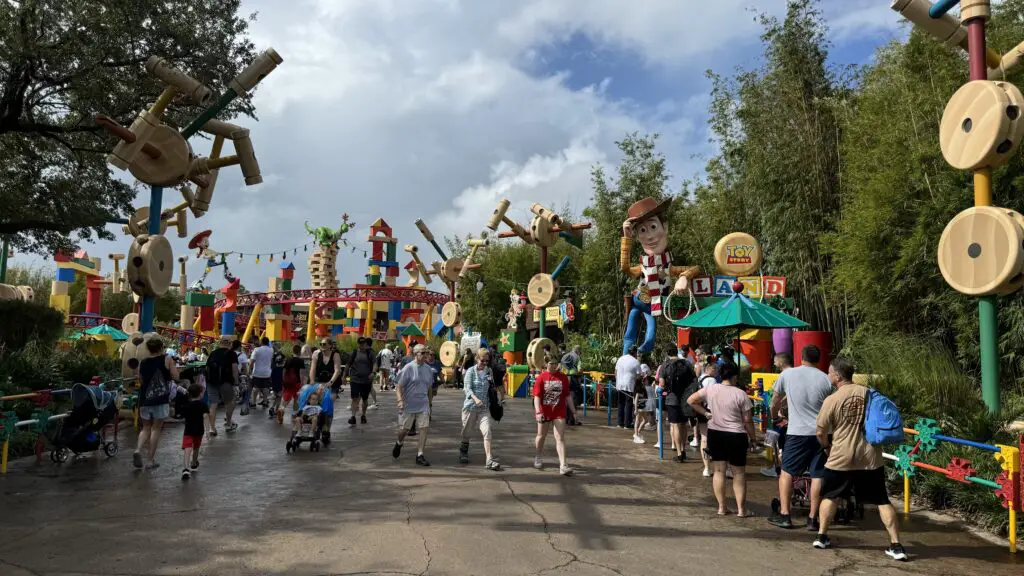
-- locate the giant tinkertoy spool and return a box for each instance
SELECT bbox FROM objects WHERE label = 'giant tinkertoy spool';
[893,0,1024,414]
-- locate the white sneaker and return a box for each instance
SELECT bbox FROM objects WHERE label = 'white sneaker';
[702,467,711,478]
[760,466,779,478]
[653,442,662,449]
[633,435,645,444]
[533,457,543,470]
[368,404,379,410]
[689,437,698,447]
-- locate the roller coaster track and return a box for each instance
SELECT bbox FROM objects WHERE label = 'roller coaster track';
[234,287,450,308]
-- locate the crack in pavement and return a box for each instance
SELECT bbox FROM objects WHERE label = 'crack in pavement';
[500,478,625,576]
[403,487,433,576]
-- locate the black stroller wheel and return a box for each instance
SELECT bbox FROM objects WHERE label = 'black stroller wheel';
[53,447,70,464]
[103,442,119,457]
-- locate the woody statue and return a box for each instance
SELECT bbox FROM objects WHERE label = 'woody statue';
[620,197,699,354]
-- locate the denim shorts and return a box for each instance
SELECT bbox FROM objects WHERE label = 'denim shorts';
[139,404,170,421]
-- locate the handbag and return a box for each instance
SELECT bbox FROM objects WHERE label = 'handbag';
[487,369,503,421]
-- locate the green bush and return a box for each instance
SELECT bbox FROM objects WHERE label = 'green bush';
[0,300,64,349]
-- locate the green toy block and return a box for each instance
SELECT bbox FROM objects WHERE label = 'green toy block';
[386,242,397,261]
[498,329,528,353]
[332,307,346,319]
[185,292,216,306]
[266,304,282,314]
[365,274,381,285]
[281,279,292,291]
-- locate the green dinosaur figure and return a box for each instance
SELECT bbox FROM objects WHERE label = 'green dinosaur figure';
[305,213,353,247]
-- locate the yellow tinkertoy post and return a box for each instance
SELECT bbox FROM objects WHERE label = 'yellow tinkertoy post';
[904,472,910,514]
[305,299,317,344]
[241,302,263,343]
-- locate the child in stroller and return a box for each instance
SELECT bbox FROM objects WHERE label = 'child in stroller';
[286,382,334,453]
[51,382,119,463]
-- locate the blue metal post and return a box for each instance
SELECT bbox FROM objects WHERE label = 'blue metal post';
[658,391,664,461]
[582,376,587,416]
[928,0,960,18]
[138,185,163,333]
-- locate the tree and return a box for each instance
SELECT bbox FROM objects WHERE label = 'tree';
[0,0,258,254]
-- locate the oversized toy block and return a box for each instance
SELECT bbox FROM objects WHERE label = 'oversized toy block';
[386,242,396,262]
[352,307,366,320]
[50,281,70,296]
[383,276,396,286]
[198,307,216,331]
[498,329,528,353]
[372,245,384,261]
[266,303,282,314]
[385,265,400,277]
[368,264,381,275]
[279,262,295,279]
[49,294,71,318]
[365,274,381,285]
[280,278,292,291]
[185,291,216,306]
[369,259,399,268]
[265,320,287,342]
[55,267,77,282]
[388,300,403,320]
[268,277,283,292]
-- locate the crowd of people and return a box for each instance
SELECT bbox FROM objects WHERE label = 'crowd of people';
[609,341,908,561]
[127,334,580,479]
[129,332,907,561]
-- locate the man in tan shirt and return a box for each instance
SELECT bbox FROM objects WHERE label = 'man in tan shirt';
[814,358,907,561]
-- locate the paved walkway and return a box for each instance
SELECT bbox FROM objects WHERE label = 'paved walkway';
[0,388,1019,576]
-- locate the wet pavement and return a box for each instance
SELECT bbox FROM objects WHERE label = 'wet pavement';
[0,388,1019,576]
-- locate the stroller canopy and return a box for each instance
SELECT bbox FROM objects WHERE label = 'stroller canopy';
[71,382,116,412]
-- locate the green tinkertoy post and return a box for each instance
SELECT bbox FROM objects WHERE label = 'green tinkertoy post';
[979,296,999,413]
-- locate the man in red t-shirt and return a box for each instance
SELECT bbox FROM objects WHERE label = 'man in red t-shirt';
[532,356,575,476]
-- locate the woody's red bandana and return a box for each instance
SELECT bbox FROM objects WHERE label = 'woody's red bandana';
[640,252,672,316]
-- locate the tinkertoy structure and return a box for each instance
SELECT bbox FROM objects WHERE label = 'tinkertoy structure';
[893,0,1024,414]
[94,46,282,345]
[888,0,1024,553]
[486,199,591,371]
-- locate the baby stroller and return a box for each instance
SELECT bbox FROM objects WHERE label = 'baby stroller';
[287,405,324,453]
[51,383,119,463]
[771,473,864,525]
[286,383,332,453]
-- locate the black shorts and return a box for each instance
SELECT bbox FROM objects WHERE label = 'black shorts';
[666,405,686,424]
[821,467,890,506]
[706,428,748,467]
[251,376,272,390]
[350,381,371,401]
[782,434,826,478]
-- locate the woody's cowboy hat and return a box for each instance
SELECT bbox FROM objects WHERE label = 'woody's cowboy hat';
[626,197,672,222]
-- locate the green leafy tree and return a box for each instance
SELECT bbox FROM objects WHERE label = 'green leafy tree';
[0,0,258,254]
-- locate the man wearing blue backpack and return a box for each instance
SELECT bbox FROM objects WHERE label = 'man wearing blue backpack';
[813,357,907,561]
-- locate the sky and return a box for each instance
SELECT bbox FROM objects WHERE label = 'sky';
[11,0,907,292]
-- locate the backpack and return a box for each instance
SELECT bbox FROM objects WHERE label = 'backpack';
[678,374,702,419]
[143,360,171,406]
[863,388,904,445]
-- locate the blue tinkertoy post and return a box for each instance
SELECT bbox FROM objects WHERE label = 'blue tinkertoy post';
[138,186,164,332]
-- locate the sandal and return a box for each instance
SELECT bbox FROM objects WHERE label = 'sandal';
[736,511,756,518]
